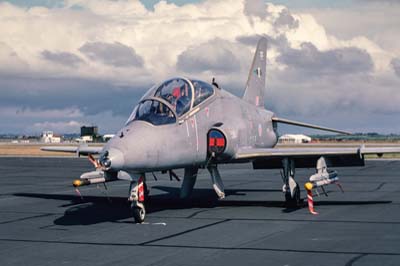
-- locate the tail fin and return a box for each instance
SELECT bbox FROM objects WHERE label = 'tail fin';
[242,37,267,107]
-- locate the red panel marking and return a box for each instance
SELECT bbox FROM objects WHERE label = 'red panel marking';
[216,138,225,147]
[209,138,216,147]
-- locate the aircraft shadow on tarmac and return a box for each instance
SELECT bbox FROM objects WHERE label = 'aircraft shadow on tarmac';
[14,186,392,226]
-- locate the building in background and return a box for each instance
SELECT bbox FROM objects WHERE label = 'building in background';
[75,135,93,143]
[41,131,61,143]
[278,134,311,144]
[103,134,115,142]
[76,126,100,143]
[81,126,98,137]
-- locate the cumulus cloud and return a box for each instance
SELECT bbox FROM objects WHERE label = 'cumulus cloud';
[274,8,299,29]
[0,0,399,134]
[3,107,83,119]
[41,50,83,67]
[236,34,289,50]
[31,120,82,134]
[79,42,144,67]
[277,42,374,76]
[177,39,243,74]
[0,77,147,117]
[305,4,400,55]
[243,0,268,19]
[0,42,29,74]
[391,58,400,77]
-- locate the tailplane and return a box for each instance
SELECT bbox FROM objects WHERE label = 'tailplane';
[272,117,351,135]
[242,37,267,107]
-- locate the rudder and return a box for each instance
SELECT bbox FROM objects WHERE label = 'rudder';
[242,37,267,107]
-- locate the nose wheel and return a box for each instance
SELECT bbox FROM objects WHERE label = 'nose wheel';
[131,203,146,223]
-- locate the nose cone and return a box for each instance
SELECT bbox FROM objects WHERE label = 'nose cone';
[106,147,125,170]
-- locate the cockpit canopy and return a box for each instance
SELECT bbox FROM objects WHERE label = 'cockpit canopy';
[154,78,192,116]
[192,79,214,107]
[128,77,215,126]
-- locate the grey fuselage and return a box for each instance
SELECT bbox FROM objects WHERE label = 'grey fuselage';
[103,80,277,173]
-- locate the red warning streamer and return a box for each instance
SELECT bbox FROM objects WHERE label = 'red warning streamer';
[306,189,318,215]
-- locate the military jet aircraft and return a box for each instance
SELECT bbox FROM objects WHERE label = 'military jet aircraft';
[43,38,400,223]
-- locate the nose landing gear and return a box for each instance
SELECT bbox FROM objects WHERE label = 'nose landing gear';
[129,175,147,223]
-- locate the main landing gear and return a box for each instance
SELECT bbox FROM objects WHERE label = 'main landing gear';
[179,165,225,200]
[180,167,199,199]
[208,164,225,199]
[281,158,301,208]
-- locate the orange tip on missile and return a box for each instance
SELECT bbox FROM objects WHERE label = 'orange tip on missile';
[73,180,82,187]
[304,182,313,191]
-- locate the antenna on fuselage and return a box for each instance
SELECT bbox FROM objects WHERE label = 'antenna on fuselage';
[212,77,220,89]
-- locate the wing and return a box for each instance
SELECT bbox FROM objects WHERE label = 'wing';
[41,145,103,155]
[234,146,400,169]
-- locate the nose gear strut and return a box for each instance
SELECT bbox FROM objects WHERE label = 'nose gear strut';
[129,175,147,223]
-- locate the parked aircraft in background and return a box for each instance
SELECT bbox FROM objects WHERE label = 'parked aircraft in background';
[43,38,400,223]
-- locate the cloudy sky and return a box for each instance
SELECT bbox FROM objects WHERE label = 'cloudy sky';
[1,0,399,135]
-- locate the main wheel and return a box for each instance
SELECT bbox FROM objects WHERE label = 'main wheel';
[132,205,146,223]
[285,183,301,208]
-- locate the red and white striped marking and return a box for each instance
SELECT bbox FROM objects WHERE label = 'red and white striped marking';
[137,176,145,202]
[88,154,101,169]
[306,189,318,215]
[75,188,83,200]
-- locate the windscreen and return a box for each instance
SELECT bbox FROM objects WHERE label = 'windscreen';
[132,100,176,125]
